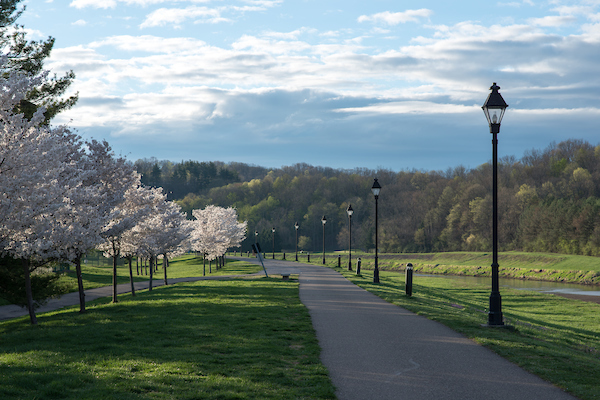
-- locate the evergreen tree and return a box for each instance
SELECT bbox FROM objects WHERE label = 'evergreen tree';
[1,0,78,122]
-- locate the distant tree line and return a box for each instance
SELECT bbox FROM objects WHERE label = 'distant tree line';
[134,159,241,199]
[151,139,600,256]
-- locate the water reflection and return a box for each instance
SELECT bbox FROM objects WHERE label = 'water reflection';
[416,274,600,297]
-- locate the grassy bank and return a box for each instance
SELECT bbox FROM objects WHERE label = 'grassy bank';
[325,265,600,400]
[0,276,335,399]
[264,250,600,285]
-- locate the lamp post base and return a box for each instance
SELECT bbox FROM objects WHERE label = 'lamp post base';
[487,291,504,326]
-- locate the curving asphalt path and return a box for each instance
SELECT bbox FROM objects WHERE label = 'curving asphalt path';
[245,256,579,400]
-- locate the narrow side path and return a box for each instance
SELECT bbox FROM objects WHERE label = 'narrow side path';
[244,257,579,400]
[0,273,261,321]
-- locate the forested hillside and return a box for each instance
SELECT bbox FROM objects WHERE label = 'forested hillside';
[137,139,600,256]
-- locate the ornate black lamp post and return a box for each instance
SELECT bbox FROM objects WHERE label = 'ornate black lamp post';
[347,204,353,271]
[321,215,327,264]
[372,178,381,283]
[272,227,275,259]
[482,82,508,326]
[295,221,299,261]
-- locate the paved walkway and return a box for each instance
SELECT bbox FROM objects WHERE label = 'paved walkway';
[0,257,580,399]
[245,257,579,400]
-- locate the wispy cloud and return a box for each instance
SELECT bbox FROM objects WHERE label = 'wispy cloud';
[140,6,225,28]
[358,9,433,25]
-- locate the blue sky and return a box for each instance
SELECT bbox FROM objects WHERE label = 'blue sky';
[20,0,600,172]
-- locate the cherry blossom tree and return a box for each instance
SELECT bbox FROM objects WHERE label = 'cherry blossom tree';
[190,206,247,269]
[0,60,80,324]
[151,202,193,286]
[100,185,161,302]
[53,140,138,312]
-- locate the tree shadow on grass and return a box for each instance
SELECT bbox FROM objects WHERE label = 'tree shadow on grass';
[0,280,335,400]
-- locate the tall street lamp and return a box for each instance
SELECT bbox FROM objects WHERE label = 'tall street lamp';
[254,230,258,244]
[372,178,382,284]
[272,227,276,259]
[295,221,299,261]
[347,204,353,271]
[321,215,327,264]
[482,82,508,327]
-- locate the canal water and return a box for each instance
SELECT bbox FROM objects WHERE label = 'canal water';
[416,273,600,297]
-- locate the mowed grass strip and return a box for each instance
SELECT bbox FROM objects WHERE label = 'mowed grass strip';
[0,278,335,399]
[165,255,263,278]
[331,266,600,400]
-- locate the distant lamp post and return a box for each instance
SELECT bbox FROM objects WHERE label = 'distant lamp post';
[347,204,354,271]
[321,215,327,264]
[254,230,258,244]
[372,178,382,284]
[272,227,276,259]
[482,82,508,327]
[295,222,299,261]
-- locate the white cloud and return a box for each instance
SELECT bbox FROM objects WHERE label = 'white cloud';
[70,0,212,8]
[89,35,207,53]
[358,9,433,25]
[336,101,479,115]
[140,6,223,28]
[72,19,87,26]
[528,15,577,27]
[70,0,117,9]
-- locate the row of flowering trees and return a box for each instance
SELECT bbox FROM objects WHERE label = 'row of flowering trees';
[0,55,247,324]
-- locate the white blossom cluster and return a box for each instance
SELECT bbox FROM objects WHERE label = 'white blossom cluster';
[189,205,247,261]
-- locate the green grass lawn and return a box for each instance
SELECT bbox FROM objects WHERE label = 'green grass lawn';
[0,254,263,306]
[0,277,335,399]
[165,254,263,278]
[328,265,600,400]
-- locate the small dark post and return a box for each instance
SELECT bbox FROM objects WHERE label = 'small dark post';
[405,263,413,296]
[337,254,341,268]
[356,258,361,275]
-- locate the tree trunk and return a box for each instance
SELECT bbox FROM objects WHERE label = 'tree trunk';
[203,254,206,276]
[75,256,86,313]
[136,256,139,276]
[112,241,119,303]
[149,255,153,291]
[22,258,37,325]
[163,254,168,286]
[128,256,135,297]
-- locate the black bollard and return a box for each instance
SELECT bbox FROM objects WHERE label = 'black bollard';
[307,253,310,262]
[356,258,361,275]
[337,255,341,268]
[405,263,413,296]
[283,252,286,260]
